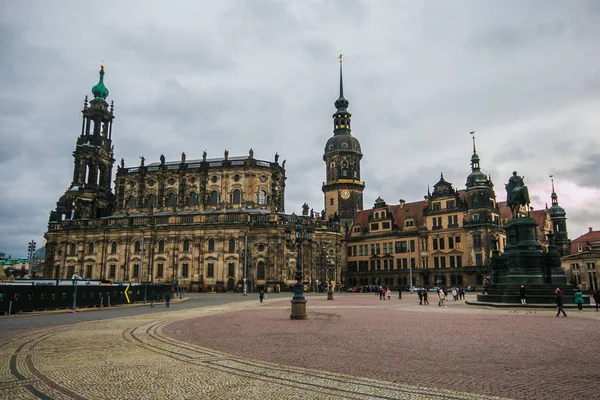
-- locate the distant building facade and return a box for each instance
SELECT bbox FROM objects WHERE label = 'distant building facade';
[561,228,599,290]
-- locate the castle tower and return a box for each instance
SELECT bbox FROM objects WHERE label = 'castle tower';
[548,175,570,256]
[322,55,364,226]
[464,132,500,266]
[50,64,116,222]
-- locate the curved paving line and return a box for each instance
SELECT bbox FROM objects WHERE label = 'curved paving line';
[6,332,59,399]
[124,317,511,400]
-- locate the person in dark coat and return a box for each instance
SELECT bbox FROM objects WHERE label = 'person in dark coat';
[422,289,429,305]
[554,288,567,317]
[150,291,157,308]
[259,289,264,303]
[519,285,527,305]
[165,292,171,308]
[593,289,600,312]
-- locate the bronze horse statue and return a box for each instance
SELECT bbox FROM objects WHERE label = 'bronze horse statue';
[506,171,530,219]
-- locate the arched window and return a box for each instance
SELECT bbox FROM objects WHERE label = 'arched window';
[126,196,136,209]
[146,194,156,208]
[257,261,265,280]
[208,238,215,252]
[188,192,198,206]
[166,193,177,207]
[183,239,190,252]
[88,242,95,255]
[209,190,219,205]
[228,238,236,252]
[232,189,241,204]
[135,241,141,254]
[69,243,77,256]
[257,190,267,205]
[158,240,165,253]
[111,241,117,254]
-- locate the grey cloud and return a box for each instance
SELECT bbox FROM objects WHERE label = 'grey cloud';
[1,1,599,257]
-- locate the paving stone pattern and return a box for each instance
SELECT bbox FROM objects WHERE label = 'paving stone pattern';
[0,293,598,399]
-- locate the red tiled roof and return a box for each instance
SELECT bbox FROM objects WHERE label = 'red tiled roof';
[352,200,426,232]
[570,230,600,253]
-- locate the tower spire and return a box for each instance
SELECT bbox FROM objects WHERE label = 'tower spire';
[469,130,480,172]
[334,54,349,113]
[550,175,559,205]
[339,53,344,99]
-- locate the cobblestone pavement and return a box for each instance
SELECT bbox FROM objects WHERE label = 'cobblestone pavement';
[0,294,598,399]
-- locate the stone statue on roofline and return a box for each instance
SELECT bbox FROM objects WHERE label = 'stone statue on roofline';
[302,203,309,216]
[160,154,165,165]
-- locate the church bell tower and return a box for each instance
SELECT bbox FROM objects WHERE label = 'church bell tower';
[50,64,116,222]
[322,55,364,227]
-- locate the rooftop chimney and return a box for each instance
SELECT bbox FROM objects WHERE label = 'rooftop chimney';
[590,227,593,233]
[399,199,406,208]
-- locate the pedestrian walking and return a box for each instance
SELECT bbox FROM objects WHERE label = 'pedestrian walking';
[439,287,447,307]
[259,289,264,303]
[423,289,429,305]
[418,289,423,305]
[519,285,527,305]
[593,289,600,312]
[554,288,567,317]
[574,288,584,312]
[165,292,171,308]
[387,287,391,300]
[379,287,384,300]
[452,288,458,301]
[150,290,157,308]
[398,288,402,300]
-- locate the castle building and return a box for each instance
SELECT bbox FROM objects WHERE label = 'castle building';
[322,57,364,227]
[44,65,342,292]
[345,138,509,290]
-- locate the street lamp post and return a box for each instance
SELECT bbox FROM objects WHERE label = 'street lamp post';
[286,220,313,320]
[408,244,413,292]
[327,262,334,300]
[243,235,248,296]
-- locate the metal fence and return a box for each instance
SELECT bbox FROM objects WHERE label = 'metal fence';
[0,284,170,315]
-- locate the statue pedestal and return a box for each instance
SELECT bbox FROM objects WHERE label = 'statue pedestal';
[290,299,307,319]
[477,217,570,305]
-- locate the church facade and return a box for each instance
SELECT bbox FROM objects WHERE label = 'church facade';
[43,65,343,292]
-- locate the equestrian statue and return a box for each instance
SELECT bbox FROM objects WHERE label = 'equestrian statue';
[505,171,530,219]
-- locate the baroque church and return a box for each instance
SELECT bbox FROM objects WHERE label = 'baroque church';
[44,60,570,292]
[43,64,344,292]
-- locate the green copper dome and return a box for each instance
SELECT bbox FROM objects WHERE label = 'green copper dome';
[91,64,109,100]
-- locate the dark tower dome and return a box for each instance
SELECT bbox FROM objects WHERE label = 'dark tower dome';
[323,55,362,157]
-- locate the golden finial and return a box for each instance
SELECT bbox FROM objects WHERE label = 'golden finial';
[101,60,105,69]
[338,53,343,63]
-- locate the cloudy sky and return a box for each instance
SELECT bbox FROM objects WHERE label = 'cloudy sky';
[1,0,599,258]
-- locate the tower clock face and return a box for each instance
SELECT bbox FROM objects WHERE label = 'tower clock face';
[341,190,350,200]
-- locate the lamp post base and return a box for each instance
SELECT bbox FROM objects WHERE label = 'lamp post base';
[290,299,307,319]
[327,290,334,300]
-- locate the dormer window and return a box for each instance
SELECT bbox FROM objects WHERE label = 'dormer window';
[433,202,441,210]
